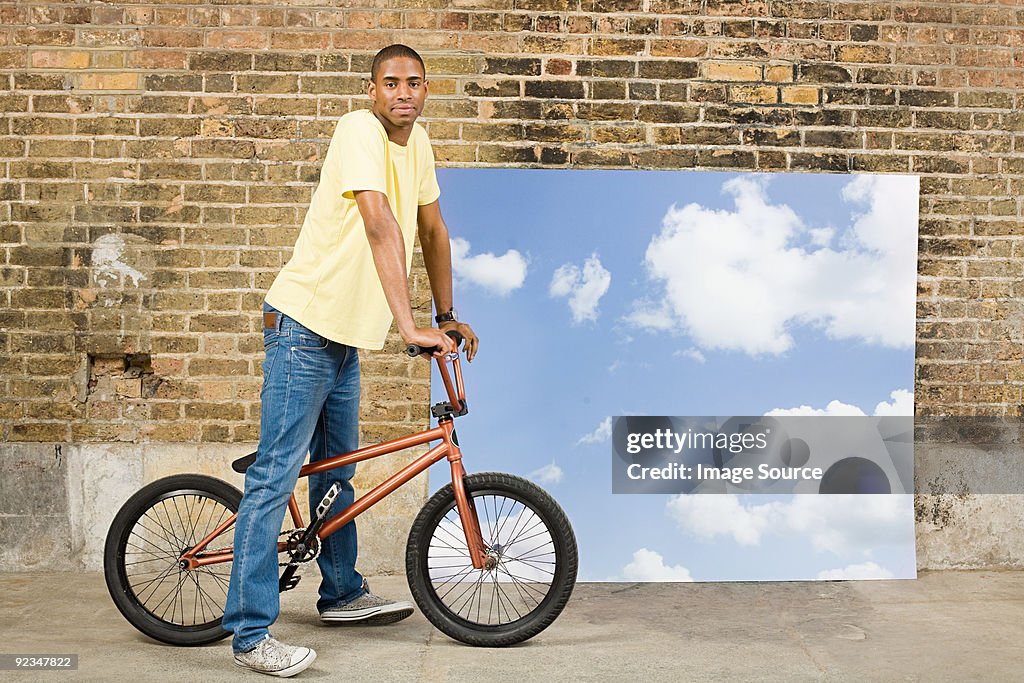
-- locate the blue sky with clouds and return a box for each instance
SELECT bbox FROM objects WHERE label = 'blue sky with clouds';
[425,169,919,582]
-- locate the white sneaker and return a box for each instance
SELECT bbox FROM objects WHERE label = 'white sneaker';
[233,636,316,678]
[319,579,414,625]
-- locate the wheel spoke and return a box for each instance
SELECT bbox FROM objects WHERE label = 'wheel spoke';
[188,570,225,622]
[496,564,547,604]
[435,565,481,599]
[507,527,552,547]
[125,537,177,560]
[447,568,489,612]
[506,552,556,566]
[492,499,522,545]
[133,515,179,553]
[153,500,187,551]
[125,556,178,567]
[495,569,536,610]
[154,570,190,622]
[130,564,179,601]
[505,515,544,547]
[450,571,489,618]
[493,571,522,621]
[195,567,231,598]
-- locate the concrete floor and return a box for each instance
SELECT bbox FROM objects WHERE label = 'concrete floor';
[1,571,1022,681]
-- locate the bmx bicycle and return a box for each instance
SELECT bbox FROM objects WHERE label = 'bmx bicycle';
[103,332,577,647]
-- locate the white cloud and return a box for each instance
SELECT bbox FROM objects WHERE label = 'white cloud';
[665,495,771,546]
[766,400,866,417]
[626,175,919,356]
[817,561,895,581]
[809,227,835,247]
[549,253,611,323]
[622,548,694,582]
[450,237,527,296]
[673,347,707,364]
[665,494,911,556]
[873,389,914,416]
[766,389,913,417]
[575,417,611,446]
[529,462,563,485]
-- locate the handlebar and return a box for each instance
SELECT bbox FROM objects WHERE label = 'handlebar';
[405,330,464,358]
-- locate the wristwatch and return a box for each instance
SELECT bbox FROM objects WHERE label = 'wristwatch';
[434,308,458,324]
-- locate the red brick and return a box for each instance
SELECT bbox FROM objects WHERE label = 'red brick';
[650,39,707,58]
[271,31,331,50]
[208,31,269,49]
[141,29,202,48]
[14,28,74,46]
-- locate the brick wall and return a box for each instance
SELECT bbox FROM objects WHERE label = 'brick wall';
[1,0,1022,570]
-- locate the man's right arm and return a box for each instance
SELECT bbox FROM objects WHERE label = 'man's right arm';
[353,190,455,355]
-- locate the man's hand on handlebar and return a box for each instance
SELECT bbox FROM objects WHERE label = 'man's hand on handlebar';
[440,321,479,362]
[404,326,457,359]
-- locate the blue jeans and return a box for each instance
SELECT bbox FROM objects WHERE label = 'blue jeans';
[223,304,366,653]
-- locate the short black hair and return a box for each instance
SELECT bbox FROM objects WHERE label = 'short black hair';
[370,44,426,82]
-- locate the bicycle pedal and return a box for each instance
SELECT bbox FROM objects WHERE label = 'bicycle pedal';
[314,482,341,520]
[301,483,341,544]
[279,574,301,592]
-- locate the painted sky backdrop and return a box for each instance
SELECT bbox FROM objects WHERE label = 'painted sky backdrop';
[425,169,919,582]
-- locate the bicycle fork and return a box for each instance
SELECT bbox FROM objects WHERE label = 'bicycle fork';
[443,419,491,571]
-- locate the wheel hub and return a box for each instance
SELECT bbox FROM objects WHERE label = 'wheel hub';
[483,544,503,570]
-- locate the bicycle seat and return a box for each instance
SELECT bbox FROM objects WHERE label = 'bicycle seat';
[232,451,257,473]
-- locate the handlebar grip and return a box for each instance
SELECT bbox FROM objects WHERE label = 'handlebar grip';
[405,343,429,357]
[405,330,464,357]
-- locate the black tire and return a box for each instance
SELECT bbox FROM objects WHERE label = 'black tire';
[104,474,242,646]
[406,472,577,647]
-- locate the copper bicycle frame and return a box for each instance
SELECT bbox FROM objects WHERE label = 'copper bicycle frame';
[179,350,488,571]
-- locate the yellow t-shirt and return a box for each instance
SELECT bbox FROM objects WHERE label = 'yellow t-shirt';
[265,109,441,349]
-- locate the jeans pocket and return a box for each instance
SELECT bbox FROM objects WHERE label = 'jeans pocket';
[294,332,329,350]
[277,313,328,350]
[262,339,280,379]
[263,327,279,350]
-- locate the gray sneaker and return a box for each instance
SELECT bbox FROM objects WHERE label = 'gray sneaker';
[319,579,414,625]
[233,636,316,678]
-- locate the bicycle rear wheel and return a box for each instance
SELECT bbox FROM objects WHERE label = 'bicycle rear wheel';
[406,472,577,647]
[103,474,241,646]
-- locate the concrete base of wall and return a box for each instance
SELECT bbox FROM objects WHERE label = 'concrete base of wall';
[916,494,1024,569]
[0,442,427,574]
[914,426,1024,569]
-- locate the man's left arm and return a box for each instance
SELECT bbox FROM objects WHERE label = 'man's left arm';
[417,200,479,362]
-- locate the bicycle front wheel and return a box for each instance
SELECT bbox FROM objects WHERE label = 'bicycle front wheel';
[103,474,241,646]
[406,472,577,647]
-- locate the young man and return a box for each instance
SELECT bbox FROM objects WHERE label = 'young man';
[223,44,479,677]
